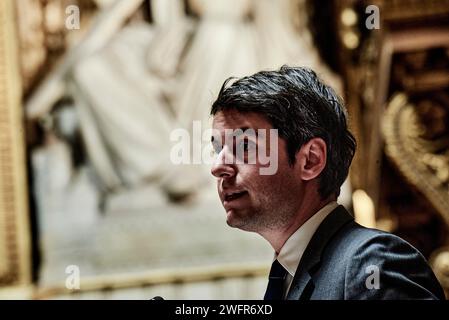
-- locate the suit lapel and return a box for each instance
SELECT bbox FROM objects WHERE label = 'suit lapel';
[286,205,354,300]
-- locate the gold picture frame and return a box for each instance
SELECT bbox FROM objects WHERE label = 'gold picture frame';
[0,0,32,295]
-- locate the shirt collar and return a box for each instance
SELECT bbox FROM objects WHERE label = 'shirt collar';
[275,201,339,276]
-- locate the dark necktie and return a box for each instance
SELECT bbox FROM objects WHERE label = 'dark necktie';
[264,259,288,300]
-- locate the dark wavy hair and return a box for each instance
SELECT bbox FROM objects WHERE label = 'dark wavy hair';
[210,66,356,199]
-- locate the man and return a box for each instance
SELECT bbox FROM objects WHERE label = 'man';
[209,66,445,300]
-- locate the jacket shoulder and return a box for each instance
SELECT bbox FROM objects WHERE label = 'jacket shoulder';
[327,222,445,299]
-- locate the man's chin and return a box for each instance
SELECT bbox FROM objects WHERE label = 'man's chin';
[225,209,242,228]
[225,210,254,231]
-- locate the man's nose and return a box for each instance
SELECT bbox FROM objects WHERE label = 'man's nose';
[211,148,236,178]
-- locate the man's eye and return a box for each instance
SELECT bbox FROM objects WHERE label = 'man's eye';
[238,140,255,152]
[212,142,223,154]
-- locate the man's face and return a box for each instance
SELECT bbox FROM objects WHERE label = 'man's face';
[211,109,305,233]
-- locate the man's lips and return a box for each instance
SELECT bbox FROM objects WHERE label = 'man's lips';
[223,190,248,203]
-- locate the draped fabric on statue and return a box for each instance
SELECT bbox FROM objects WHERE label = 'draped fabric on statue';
[174,0,258,131]
[175,0,341,132]
[252,0,342,93]
[70,0,204,195]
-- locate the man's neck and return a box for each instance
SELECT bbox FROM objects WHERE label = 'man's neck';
[259,195,336,254]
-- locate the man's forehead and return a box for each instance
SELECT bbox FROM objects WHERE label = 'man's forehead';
[212,110,272,131]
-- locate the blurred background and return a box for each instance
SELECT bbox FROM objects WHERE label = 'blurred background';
[0,0,448,299]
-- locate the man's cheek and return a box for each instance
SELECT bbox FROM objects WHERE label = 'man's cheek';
[257,130,279,176]
[257,149,279,176]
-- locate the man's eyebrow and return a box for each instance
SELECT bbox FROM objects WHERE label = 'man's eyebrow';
[210,127,258,143]
[234,127,258,137]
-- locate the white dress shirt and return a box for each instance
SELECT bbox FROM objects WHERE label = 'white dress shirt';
[274,201,339,298]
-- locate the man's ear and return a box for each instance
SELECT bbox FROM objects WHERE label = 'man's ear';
[296,137,327,181]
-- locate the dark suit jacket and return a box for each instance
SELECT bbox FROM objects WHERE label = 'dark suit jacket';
[286,205,445,300]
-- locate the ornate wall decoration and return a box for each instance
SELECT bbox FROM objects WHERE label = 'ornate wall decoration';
[0,0,32,288]
[430,246,449,293]
[375,0,449,23]
[16,0,98,96]
[383,93,449,226]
